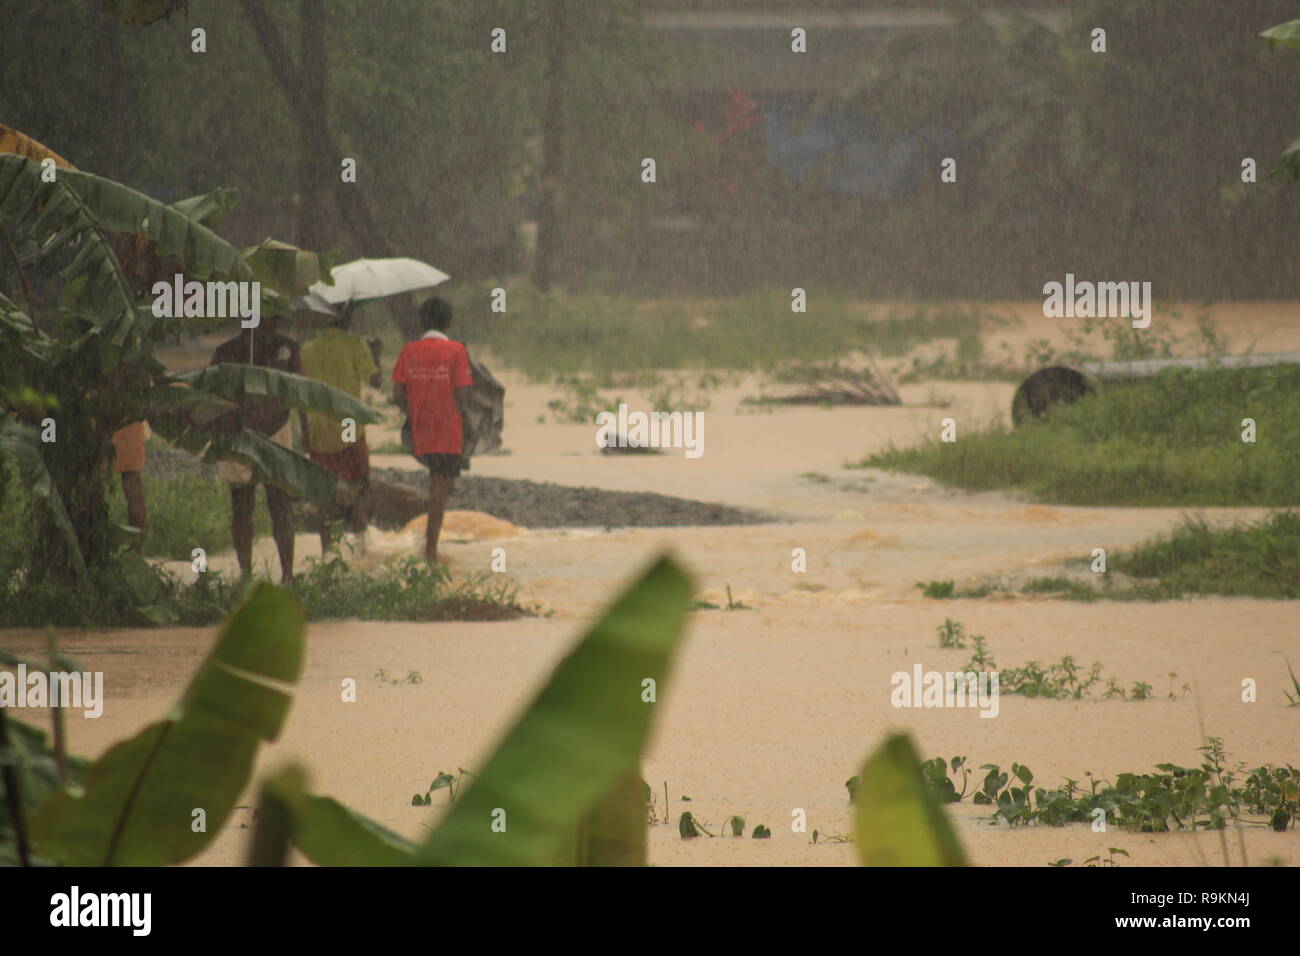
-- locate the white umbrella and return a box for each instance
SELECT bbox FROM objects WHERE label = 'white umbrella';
[300,257,450,313]
[296,290,340,316]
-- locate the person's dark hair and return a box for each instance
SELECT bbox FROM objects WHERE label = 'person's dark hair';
[331,301,355,330]
[418,297,453,332]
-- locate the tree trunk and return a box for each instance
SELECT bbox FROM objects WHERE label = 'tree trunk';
[240,0,390,258]
[90,11,133,182]
[297,0,330,251]
[533,0,568,292]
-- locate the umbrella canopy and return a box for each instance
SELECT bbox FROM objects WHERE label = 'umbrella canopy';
[296,290,340,316]
[302,257,449,313]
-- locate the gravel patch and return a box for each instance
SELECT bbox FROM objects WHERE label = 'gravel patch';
[373,468,771,530]
[143,447,772,529]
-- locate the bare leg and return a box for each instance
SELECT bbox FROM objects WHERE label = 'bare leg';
[426,474,455,563]
[319,505,334,554]
[230,484,255,579]
[119,470,146,554]
[347,476,371,534]
[265,484,296,584]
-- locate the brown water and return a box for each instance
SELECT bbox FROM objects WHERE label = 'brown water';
[8,302,1298,866]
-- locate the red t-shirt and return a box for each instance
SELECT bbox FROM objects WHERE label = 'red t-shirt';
[391,335,473,455]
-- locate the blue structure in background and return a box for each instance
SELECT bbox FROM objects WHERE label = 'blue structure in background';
[761,97,924,197]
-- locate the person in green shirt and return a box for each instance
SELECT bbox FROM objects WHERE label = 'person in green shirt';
[299,305,381,554]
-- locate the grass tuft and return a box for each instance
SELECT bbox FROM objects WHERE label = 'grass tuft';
[860,365,1300,508]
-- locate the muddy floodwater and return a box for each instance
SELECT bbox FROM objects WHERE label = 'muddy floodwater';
[7,302,1298,867]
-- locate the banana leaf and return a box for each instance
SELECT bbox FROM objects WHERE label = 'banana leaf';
[417,555,692,866]
[252,764,417,867]
[173,188,239,229]
[31,584,305,866]
[0,717,89,817]
[0,418,86,580]
[568,773,648,866]
[1260,18,1300,52]
[250,557,684,868]
[176,364,383,425]
[244,239,338,297]
[0,292,36,336]
[0,154,254,346]
[129,381,236,426]
[853,733,969,867]
[144,395,341,508]
[1276,135,1300,182]
[1261,20,1300,180]
[204,428,338,508]
[0,124,73,169]
[0,717,91,865]
[138,412,335,507]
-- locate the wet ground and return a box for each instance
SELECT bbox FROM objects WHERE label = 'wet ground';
[6,301,1299,867]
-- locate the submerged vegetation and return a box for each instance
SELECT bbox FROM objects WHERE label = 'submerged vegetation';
[0,536,527,629]
[912,741,1298,838]
[1105,511,1300,599]
[454,285,1000,379]
[919,512,1300,602]
[3,560,974,867]
[863,365,1300,508]
[932,619,1153,700]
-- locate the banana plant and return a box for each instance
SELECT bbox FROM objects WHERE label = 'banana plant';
[253,556,692,867]
[4,556,692,867]
[853,733,969,867]
[0,140,377,590]
[1260,19,1300,179]
[28,584,306,865]
[5,559,976,867]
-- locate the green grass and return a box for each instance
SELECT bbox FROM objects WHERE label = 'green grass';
[917,740,1297,837]
[289,552,526,622]
[919,512,1300,602]
[107,474,272,560]
[1107,511,1300,599]
[860,365,1300,507]
[0,550,529,628]
[2,468,528,626]
[451,284,1003,379]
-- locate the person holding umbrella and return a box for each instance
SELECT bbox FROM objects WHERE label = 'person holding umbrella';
[297,258,493,563]
[299,302,382,554]
[299,257,450,317]
[391,297,473,564]
[208,316,302,584]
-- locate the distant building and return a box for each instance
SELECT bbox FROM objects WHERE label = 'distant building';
[640,1,1068,202]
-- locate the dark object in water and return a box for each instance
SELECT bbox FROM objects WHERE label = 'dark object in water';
[1012,352,1300,425]
[599,433,664,455]
[1011,365,1097,425]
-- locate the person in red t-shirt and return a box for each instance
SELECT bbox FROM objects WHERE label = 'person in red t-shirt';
[391,297,473,563]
